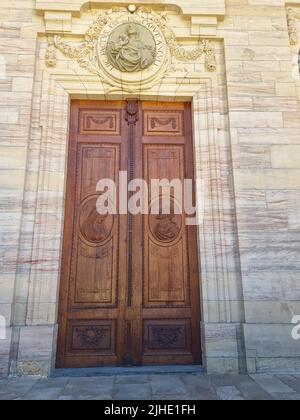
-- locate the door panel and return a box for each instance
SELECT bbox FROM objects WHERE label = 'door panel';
[72,145,119,308]
[56,100,201,368]
[139,103,201,365]
[144,146,189,308]
[56,101,128,368]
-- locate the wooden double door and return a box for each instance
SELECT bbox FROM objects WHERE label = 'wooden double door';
[56,100,201,368]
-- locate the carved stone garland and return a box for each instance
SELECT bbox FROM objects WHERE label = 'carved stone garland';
[45,7,216,91]
[287,7,300,46]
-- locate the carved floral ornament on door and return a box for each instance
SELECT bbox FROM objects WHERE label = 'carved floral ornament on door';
[45,6,216,92]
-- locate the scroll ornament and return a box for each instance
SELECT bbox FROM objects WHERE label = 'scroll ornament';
[45,7,217,76]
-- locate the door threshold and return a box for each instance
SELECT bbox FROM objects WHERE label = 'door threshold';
[52,365,204,378]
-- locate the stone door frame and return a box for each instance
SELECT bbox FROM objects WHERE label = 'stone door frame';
[7,31,245,375]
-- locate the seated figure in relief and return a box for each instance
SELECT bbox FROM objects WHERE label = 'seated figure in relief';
[107,24,156,73]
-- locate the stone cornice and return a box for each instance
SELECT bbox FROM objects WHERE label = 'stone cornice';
[36,0,226,17]
[37,1,225,36]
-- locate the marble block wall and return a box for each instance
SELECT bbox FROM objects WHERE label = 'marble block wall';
[222,0,300,373]
[0,0,300,376]
[0,0,40,376]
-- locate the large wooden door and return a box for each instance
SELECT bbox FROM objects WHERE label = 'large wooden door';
[56,100,201,368]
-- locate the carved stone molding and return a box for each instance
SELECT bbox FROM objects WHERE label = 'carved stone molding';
[45,37,57,67]
[36,0,226,18]
[287,7,300,45]
[45,7,216,93]
[44,11,72,33]
[16,362,44,377]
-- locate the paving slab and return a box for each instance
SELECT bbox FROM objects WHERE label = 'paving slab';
[271,393,300,400]
[275,375,300,393]
[151,394,202,400]
[150,374,188,397]
[250,374,296,394]
[236,380,274,400]
[0,377,39,400]
[208,374,253,387]
[115,375,150,384]
[216,386,244,401]
[60,377,114,400]
[0,373,299,400]
[19,387,65,401]
[180,373,219,400]
[19,377,69,400]
[113,383,152,400]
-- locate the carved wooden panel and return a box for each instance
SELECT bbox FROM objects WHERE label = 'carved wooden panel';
[146,148,183,181]
[143,146,189,307]
[66,320,116,354]
[69,144,119,308]
[147,240,185,303]
[75,240,115,304]
[144,111,184,136]
[79,110,121,135]
[80,147,118,199]
[144,320,192,354]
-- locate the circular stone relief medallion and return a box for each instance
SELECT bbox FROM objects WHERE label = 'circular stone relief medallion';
[149,196,183,244]
[107,23,156,73]
[79,196,114,245]
[97,14,168,85]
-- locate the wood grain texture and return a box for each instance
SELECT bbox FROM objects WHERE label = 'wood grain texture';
[56,100,201,368]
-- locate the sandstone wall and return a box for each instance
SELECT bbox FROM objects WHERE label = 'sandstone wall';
[0,0,299,376]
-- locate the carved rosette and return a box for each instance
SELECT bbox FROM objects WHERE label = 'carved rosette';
[151,326,183,348]
[74,326,109,349]
[45,7,217,92]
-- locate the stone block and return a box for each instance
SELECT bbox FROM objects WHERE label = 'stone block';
[229,112,283,128]
[0,327,11,377]
[244,324,300,359]
[271,145,300,168]
[234,169,300,189]
[44,12,72,33]
[17,325,57,376]
[275,83,297,97]
[244,301,300,324]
